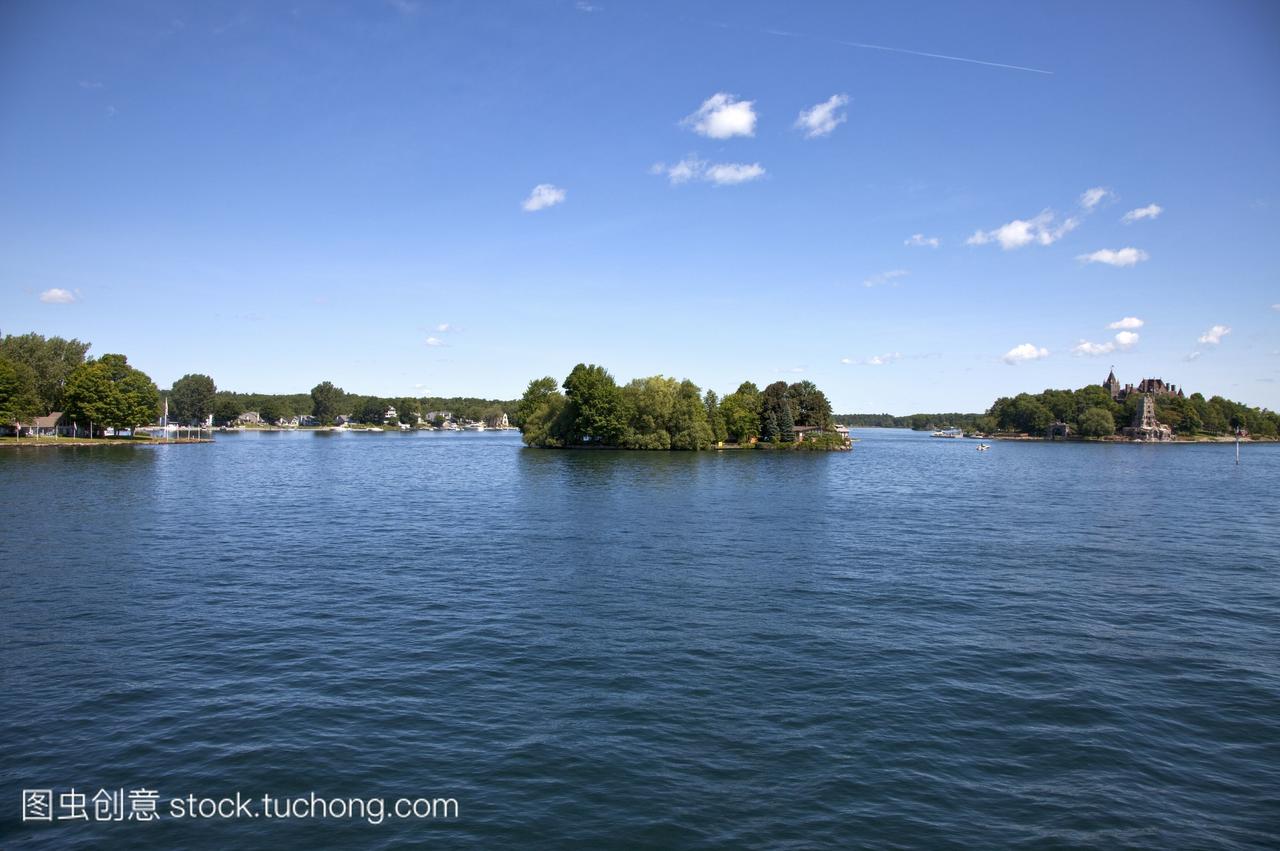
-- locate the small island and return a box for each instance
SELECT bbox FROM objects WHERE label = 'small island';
[515,365,851,451]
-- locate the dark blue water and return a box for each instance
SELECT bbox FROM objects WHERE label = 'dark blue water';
[2,429,1278,849]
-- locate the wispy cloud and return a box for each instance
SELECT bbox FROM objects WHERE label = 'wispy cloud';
[651,157,764,186]
[1003,343,1049,365]
[967,210,1078,250]
[682,93,756,139]
[39,288,76,304]
[1078,247,1148,267]
[1108,316,1144,330]
[78,80,103,90]
[704,162,764,185]
[1185,351,1202,362]
[795,94,849,138]
[1122,203,1162,224]
[904,233,940,248]
[843,352,902,366]
[522,183,566,212]
[425,336,446,347]
[1073,330,1139,356]
[575,1,596,10]
[1080,187,1114,210]
[862,269,908,288]
[434,323,456,333]
[1272,303,1280,312]
[1198,324,1231,345]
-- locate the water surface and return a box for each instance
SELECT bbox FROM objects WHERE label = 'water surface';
[2,430,1277,848]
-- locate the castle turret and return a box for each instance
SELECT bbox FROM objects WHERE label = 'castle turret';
[1104,368,1121,400]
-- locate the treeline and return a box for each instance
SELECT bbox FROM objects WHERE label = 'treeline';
[1,331,515,432]
[834,412,988,431]
[179,383,515,426]
[516,364,841,450]
[1,332,159,433]
[988,385,1280,438]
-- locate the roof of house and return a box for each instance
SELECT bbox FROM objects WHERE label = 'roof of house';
[33,412,63,428]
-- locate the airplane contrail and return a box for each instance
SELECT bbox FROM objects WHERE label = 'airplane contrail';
[751,25,1053,75]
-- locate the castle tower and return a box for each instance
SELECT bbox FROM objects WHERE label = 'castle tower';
[1104,367,1121,400]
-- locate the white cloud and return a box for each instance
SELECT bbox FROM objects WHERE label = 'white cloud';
[1003,343,1049,365]
[1185,351,1202,362]
[1114,330,1140,348]
[1073,340,1113,356]
[652,157,764,186]
[840,357,852,364]
[862,269,908,288]
[1271,303,1279,312]
[865,352,902,366]
[1122,203,1162,223]
[425,336,446,347]
[1071,330,1138,357]
[651,157,703,185]
[1197,324,1231,345]
[1080,186,1114,209]
[1078,247,1149,267]
[967,210,1078,250]
[39,288,76,304]
[521,183,566,212]
[904,233,940,248]
[704,162,764,185]
[1107,316,1144,330]
[682,93,756,139]
[795,94,849,138]
[435,323,454,332]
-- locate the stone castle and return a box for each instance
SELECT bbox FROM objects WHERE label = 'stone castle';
[1103,369,1177,441]
[1103,369,1185,402]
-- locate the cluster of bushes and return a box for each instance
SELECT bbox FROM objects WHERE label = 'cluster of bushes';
[987,384,1279,438]
[515,364,837,450]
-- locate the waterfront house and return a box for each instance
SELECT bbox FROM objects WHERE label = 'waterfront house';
[237,411,262,425]
[484,412,510,429]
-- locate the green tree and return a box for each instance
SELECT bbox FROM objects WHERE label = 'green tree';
[778,399,796,442]
[704,390,727,444]
[0,332,91,413]
[786,381,833,428]
[169,373,216,424]
[719,390,760,443]
[1077,407,1116,438]
[562,363,625,445]
[64,354,159,435]
[311,381,345,424]
[0,356,42,429]
[761,410,779,443]
[515,377,559,427]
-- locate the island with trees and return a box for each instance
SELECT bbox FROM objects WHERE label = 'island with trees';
[515,364,850,451]
[984,377,1278,441]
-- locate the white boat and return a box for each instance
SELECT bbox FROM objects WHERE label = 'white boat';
[977,443,990,451]
[932,428,964,438]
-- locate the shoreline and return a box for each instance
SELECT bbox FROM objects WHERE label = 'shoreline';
[0,438,214,448]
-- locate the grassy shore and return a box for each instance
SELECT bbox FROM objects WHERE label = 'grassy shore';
[0,436,213,448]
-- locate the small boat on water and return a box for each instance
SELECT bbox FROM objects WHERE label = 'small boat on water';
[932,427,964,438]
[976,443,990,451]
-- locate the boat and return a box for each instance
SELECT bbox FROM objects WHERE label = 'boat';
[932,427,964,438]
[976,443,990,451]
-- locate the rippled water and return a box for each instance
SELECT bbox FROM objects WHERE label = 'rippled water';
[2,429,1278,848]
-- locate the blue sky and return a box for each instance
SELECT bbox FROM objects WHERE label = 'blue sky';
[2,1,1277,413]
